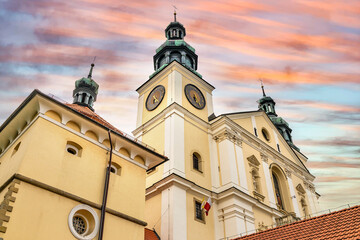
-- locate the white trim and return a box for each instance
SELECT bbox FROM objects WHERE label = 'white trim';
[262,161,277,208]
[287,177,301,217]
[235,144,249,194]
[251,116,257,136]
[206,92,214,117]
[68,204,99,240]
[163,110,185,177]
[41,115,148,170]
[136,95,144,128]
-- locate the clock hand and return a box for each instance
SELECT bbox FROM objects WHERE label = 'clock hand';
[153,95,159,103]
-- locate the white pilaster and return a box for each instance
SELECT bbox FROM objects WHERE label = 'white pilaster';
[218,139,239,187]
[224,214,246,238]
[136,95,144,128]
[287,176,301,217]
[305,188,316,214]
[167,70,182,106]
[262,160,277,208]
[161,186,187,240]
[163,111,185,178]
[206,92,214,117]
[209,134,220,189]
[251,116,257,136]
[234,144,249,194]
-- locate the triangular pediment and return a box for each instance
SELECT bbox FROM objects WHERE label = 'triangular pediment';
[296,184,306,194]
[247,155,260,166]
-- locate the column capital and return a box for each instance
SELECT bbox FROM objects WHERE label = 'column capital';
[285,168,292,178]
[260,153,268,163]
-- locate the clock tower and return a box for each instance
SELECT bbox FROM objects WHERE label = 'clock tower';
[133,13,319,240]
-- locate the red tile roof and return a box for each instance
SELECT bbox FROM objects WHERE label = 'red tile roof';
[66,103,124,135]
[234,205,360,240]
[144,228,160,240]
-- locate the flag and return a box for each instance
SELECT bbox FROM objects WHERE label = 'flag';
[201,197,212,216]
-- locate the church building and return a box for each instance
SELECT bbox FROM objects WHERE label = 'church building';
[134,13,319,240]
[0,13,319,240]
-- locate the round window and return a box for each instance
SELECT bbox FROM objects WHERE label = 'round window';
[68,204,99,240]
[262,128,270,142]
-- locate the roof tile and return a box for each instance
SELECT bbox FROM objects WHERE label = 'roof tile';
[233,205,360,240]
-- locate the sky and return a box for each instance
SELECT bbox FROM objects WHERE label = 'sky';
[0,0,359,211]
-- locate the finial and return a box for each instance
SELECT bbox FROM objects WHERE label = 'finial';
[260,79,266,97]
[173,5,177,22]
[88,56,96,78]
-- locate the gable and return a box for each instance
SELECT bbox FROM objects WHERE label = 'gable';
[226,111,306,169]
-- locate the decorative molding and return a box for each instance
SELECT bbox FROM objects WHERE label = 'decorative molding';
[247,155,260,166]
[285,169,292,178]
[260,153,268,163]
[213,129,242,147]
[296,184,306,194]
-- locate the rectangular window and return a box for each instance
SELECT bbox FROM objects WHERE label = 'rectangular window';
[254,128,258,137]
[277,144,281,152]
[194,200,205,223]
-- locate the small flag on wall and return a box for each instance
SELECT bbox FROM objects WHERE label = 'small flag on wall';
[201,197,212,216]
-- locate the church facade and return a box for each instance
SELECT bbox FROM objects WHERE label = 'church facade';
[134,14,319,240]
[0,14,319,240]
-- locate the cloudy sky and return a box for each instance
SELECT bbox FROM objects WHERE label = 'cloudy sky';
[0,0,359,211]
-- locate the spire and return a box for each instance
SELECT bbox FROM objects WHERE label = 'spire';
[72,63,99,111]
[260,79,266,97]
[88,63,95,78]
[173,6,177,22]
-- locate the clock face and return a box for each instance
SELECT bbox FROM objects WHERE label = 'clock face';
[146,85,165,111]
[184,84,206,110]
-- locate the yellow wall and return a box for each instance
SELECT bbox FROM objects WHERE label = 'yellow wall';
[186,192,215,240]
[184,117,212,189]
[2,182,144,240]
[252,206,273,229]
[2,117,146,221]
[232,118,253,133]
[144,193,162,234]
[142,119,165,188]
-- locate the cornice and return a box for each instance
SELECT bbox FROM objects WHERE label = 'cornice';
[133,102,210,137]
[146,173,283,218]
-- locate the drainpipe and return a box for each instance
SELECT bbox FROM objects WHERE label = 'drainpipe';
[98,130,113,240]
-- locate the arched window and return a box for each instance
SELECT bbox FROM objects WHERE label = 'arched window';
[185,55,193,69]
[272,173,284,210]
[192,152,202,172]
[170,52,181,63]
[158,55,166,69]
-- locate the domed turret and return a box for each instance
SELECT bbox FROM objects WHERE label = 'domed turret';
[73,64,99,111]
[152,12,199,76]
[257,80,299,151]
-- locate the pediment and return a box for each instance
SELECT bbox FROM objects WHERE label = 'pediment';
[296,184,306,194]
[247,155,260,166]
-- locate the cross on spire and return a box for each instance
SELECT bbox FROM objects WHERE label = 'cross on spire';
[260,79,266,97]
[173,5,177,22]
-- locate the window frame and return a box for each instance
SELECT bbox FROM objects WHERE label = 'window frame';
[193,199,205,224]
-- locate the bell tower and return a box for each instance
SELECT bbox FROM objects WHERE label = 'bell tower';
[133,13,216,240]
